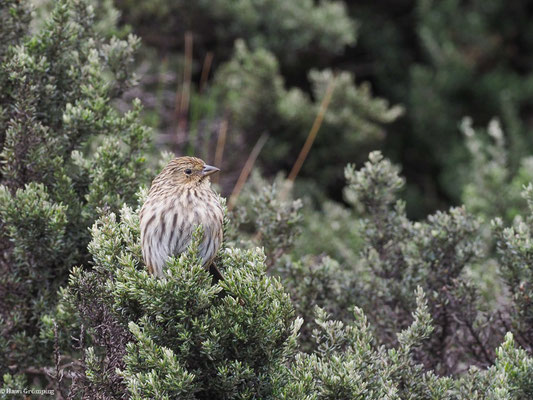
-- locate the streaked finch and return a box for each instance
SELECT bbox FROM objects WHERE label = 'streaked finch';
[140,156,223,277]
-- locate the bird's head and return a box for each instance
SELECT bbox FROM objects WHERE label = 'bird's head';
[159,156,220,187]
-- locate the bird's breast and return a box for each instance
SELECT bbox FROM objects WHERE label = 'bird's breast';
[141,176,223,276]
[170,188,223,256]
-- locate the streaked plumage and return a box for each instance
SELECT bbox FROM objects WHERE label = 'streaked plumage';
[140,156,223,277]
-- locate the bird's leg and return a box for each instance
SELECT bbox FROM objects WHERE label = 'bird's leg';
[209,262,225,284]
[209,262,245,306]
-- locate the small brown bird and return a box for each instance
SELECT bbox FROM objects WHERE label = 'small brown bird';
[140,156,223,278]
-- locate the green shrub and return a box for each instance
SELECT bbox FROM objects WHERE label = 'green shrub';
[350,0,533,214]
[3,0,533,398]
[114,0,355,69]
[209,41,403,192]
[0,0,151,385]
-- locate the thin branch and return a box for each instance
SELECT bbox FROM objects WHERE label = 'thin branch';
[279,76,336,200]
[54,322,65,398]
[213,119,228,184]
[199,51,214,93]
[175,31,193,148]
[287,76,336,183]
[228,133,268,210]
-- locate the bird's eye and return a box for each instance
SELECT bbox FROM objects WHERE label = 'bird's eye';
[184,168,192,175]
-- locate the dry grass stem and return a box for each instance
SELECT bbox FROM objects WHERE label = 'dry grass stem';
[228,133,268,210]
[213,119,228,184]
[199,51,214,93]
[280,76,336,200]
[287,76,336,183]
[175,32,194,145]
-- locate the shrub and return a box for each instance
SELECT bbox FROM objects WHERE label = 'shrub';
[0,0,151,385]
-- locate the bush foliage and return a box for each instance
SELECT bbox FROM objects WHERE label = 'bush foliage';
[0,0,152,384]
[3,0,533,399]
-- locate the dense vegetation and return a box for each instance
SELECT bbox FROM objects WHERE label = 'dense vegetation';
[2,0,533,398]
[110,0,533,218]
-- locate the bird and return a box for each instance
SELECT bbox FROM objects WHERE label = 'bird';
[140,156,224,278]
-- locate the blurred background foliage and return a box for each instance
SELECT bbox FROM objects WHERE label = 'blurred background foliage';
[43,0,533,220]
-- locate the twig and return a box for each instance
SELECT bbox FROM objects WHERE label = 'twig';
[199,51,214,93]
[287,76,335,182]
[67,323,85,400]
[281,76,336,199]
[155,56,169,116]
[53,322,66,399]
[176,32,193,148]
[213,119,228,184]
[228,133,268,210]
[280,76,335,200]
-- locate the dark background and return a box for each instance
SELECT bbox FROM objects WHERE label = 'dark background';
[110,0,533,218]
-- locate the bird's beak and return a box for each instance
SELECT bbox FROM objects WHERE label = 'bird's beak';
[202,164,220,177]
